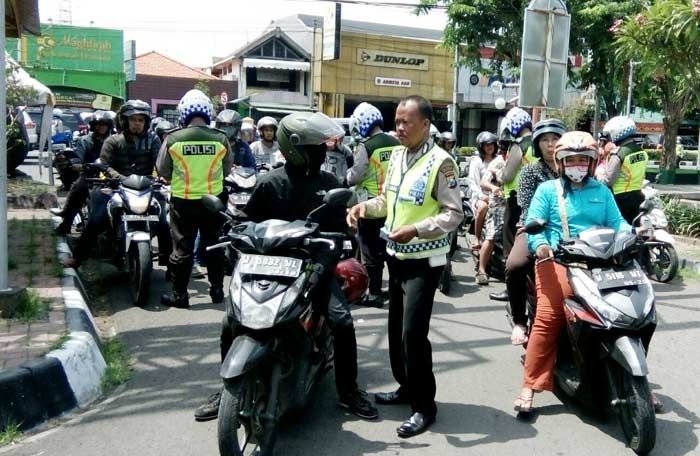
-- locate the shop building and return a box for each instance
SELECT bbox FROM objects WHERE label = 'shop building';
[311,19,454,132]
[127,51,237,123]
[7,24,126,110]
[210,24,313,117]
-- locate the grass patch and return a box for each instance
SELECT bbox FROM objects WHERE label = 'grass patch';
[678,267,700,283]
[0,420,21,447]
[7,179,54,197]
[15,289,50,321]
[101,338,133,390]
[49,332,71,351]
[663,197,700,238]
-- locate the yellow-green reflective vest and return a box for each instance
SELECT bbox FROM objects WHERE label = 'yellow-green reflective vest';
[503,136,537,199]
[167,126,229,200]
[357,133,400,198]
[612,143,648,195]
[384,144,456,260]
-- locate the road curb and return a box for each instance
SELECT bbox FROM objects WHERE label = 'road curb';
[680,256,700,273]
[0,234,106,433]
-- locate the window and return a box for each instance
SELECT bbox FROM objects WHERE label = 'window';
[249,38,302,60]
[246,68,298,91]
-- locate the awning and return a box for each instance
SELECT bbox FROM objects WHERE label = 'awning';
[252,102,316,114]
[243,58,310,72]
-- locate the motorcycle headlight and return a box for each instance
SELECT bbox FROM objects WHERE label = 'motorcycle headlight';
[235,175,257,188]
[240,292,283,330]
[128,194,151,214]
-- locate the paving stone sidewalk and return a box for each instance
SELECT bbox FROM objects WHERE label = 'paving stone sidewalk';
[0,209,66,371]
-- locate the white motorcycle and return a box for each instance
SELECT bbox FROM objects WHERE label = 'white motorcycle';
[635,181,678,282]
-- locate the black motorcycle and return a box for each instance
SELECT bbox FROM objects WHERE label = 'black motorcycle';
[203,188,356,456]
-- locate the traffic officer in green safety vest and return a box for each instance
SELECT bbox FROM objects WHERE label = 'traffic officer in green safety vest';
[347,95,463,438]
[499,107,536,263]
[156,89,234,309]
[600,115,648,224]
[346,102,400,308]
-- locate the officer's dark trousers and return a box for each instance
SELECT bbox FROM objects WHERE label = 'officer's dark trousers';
[357,217,387,295]
[614,190,644,225]
[503,193,522,258]
[219,275,358,397]
[169,196,225,293]
[387,255,443,417]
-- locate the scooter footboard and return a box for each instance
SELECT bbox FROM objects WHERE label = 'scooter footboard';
[221,335,272,380]
[604,336,648,376]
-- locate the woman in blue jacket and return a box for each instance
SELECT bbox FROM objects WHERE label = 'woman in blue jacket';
[514,131,631,412]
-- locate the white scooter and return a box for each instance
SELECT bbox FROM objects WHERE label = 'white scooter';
[636,180,678,282]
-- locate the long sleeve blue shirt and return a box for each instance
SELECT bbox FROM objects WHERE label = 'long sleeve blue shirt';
[526,177,632,253]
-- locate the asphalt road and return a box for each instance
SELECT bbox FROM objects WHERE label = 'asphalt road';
[3,242,699,456]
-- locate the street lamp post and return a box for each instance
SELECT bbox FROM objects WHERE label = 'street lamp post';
[626,61,639,117]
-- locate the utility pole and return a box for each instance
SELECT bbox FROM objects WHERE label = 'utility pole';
[451,45,459,139]
[626,61,637,117]
[58,0,73,25]
[0,0,8,291]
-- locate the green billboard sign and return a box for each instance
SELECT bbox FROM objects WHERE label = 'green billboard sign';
[19,24,124,73]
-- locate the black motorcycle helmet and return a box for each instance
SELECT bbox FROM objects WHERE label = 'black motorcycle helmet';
[155,120,174,142]
[215,109,243,142]
[117,99,152,133]
[88,110,115,133]
[532,118,566,158]
[476,131,498,158]
[277,111,344,169]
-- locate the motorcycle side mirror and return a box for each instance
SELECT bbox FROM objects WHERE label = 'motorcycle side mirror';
[323,188,356,208]
[524,218,547,234]
[202,194,226,214]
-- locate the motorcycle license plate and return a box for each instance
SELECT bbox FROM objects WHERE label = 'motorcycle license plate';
[592,268,646,290]
[238,254,303,278]
[122,215,159,222]
[230,193,251,205]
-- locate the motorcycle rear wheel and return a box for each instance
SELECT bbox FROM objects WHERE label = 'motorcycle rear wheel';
[128,242,152,307]
[612,365,656,454]
[644,243,678,283]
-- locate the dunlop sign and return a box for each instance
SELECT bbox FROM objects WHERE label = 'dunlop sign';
[357,49,430,71]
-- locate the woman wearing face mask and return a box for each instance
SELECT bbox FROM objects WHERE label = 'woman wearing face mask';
[513,131,631,413]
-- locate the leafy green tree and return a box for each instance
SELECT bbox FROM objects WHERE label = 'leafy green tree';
[615,0,700,170]
[6,61,38,172]
[193,79,223,113]
[417,0,647,117]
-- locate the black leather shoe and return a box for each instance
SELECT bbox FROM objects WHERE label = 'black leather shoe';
[161,291,190,309]
[375,389,410,405]
[489,290,509,301]
[210,287,224,304]
[397,412,435,438]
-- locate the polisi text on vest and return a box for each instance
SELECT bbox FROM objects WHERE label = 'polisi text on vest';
[182,144,216,156]
[374,55,425,66]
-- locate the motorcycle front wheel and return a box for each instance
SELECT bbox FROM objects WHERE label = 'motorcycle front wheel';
[218,380,253,456]
[644,243,679,283]
[128,242,152,307]
[611,364,656,455]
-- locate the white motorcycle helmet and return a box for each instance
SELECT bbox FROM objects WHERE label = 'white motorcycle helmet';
[349,102,383,139]
[602,116,636,145]
[177,89,213,127]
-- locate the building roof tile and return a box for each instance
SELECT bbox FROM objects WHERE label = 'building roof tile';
[135,51,217,80]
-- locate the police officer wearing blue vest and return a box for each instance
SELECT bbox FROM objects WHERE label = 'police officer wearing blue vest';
[347,95,463,437]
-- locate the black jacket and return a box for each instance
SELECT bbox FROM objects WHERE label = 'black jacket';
[99,132,161,179]
[73,133,106,164]
[244,163,346,233]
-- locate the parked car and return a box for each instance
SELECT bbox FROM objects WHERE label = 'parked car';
[678,135,699,151]
[21,109,38,149]
[639,134,662,150]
